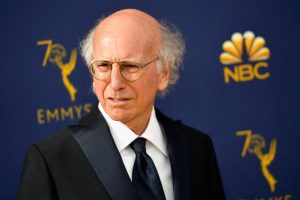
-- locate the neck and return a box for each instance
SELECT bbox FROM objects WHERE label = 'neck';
[124,108,152,136]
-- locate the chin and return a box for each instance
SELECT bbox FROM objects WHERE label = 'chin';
[106,108,131,123]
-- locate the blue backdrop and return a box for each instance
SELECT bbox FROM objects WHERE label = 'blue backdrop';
[1,0,299,199]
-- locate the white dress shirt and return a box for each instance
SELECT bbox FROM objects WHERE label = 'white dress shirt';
[98,103,174,200]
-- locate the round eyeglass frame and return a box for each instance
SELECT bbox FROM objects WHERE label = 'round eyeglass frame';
[89,57,159,82]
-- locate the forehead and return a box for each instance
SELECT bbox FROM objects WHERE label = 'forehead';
[93,34,151,61]
[92,14,159,61]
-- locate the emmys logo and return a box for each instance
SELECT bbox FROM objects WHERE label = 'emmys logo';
[220,31,271,84]
[37,40,77,101]
[236,130,277,192]
[35,39,92,125]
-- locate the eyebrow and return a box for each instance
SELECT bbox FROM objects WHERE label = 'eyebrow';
[92,58,144,63]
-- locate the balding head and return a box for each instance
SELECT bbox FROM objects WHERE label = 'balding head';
[92,9,161,62]
[100,9,160,38]
[81,9,185,94]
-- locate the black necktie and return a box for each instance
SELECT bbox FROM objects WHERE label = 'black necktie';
[130,137,166,200]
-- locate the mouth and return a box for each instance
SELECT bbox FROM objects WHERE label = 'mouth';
[107,97,131,105]
[108,97,130,101]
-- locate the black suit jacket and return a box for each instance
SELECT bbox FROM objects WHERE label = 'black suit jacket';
[17,107,225,200]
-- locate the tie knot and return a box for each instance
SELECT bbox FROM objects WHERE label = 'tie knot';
[130,137,146,154]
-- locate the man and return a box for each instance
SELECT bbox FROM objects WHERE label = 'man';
[17,9,225,200]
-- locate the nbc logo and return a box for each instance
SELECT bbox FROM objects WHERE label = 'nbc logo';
[220,31,271,83]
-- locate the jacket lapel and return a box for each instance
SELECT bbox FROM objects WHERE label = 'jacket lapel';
[156,109,191,200]
[67,105,190,200]
[68,106,138,200]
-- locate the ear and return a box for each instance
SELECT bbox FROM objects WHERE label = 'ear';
[158,66,170,91]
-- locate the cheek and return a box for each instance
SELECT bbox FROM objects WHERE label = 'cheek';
[93,80,108,104]
[135,73,159,103]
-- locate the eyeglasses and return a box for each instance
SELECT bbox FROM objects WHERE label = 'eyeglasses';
[89,57,158,82]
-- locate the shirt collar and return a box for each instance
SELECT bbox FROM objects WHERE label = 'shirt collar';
[98,103,168,157]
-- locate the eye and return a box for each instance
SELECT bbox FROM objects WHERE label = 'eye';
[94,61,111,72]
[122,63,140,73]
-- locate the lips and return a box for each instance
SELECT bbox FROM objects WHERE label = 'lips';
[107,97,132,106]
[108,97,130,101]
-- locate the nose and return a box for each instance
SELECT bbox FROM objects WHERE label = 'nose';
[110,64,126,91]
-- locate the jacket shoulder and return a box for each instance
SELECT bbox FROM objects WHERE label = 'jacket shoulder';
[181,123,212,143]
[180,123,214,160]
[155,108,213,148]
[156,108,209,136]
[34,127,82,163]
[36,128,73,151]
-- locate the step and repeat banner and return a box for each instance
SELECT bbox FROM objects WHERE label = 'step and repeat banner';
[1,0,299,199]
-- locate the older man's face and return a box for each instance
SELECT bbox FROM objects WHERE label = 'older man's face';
[92,12,168,131]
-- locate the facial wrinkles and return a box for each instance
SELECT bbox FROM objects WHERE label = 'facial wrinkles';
[93,10,161,101]
[96,33,153,61]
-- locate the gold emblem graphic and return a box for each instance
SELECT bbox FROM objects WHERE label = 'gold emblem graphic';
[220,31,270,64]
[236,130,277,192]
[37,40,77,102]
[220,31,271,83]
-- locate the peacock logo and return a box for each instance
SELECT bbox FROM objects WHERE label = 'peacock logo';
[220,31,271,83]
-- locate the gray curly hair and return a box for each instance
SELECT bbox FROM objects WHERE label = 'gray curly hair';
[80,17,185,94]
